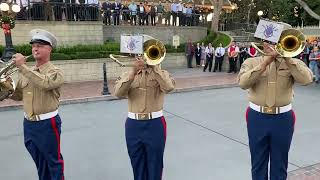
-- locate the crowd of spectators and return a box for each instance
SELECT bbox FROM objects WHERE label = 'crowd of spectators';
[13,0,209,26]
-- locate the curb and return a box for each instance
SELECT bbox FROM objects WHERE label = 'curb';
[0,83,239,111]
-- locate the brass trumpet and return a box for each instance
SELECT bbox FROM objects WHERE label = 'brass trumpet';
[0,55,31,101]
[110,35,166,67]
[251,28,306,58]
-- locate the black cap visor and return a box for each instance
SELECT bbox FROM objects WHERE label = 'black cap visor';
[30,39,52,46]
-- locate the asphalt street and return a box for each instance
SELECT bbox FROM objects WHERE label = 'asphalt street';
[0,85,319,180]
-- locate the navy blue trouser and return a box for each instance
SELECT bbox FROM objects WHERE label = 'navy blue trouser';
[125,116,167,180]
[246,107,295,180]
[24,115,65,180]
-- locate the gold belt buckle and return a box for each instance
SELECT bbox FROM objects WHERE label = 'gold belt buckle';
[261,106,277,114]
[34,115,41,121]
[137,113,151,120]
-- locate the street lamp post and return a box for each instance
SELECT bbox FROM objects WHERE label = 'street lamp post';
[231,4,236,22]
[0,1,20,62]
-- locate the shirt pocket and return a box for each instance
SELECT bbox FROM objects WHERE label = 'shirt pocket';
[20,79,29,89]
[146,78,159,87]
[278,69,292,88]
[130,79,140,88]
[278,69,291,78]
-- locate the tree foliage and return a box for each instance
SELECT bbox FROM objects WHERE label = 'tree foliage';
[228,0,320,26]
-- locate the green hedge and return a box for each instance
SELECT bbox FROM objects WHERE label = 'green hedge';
[0,31,231,60]
[197,31,231,48]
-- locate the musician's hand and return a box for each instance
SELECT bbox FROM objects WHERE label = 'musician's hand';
[129,57,145,80]
[261,55,277,71]
[260,42,278,70]
[13,53,26,67]
[0,77,14,92]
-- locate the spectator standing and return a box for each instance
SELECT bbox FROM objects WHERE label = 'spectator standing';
[177,0,182,26]
[128,1,138,25]
[186,6,192,26]
[164,2,171,26]
[144,1,150,25]
[309,46,320,83]
[171,1,178,26]
[150,2,156,26]
[302,41,311,66]
[247,45,257,57]
[227,41,239,73]
[239,43,247,68]
[138,2,145,25]
[195,43,201,67]
[185,39,195,68]
[200,42,206,66]
[203,43,214,72]
[102,0,112,25]
[213,43,225,72]
[112,0,121,25]
[156,1,164,25]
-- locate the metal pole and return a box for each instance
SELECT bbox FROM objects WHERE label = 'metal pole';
[102,62,110,95]
[1,30,16,62]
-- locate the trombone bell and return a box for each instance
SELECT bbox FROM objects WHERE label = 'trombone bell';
[275,29,305,57]
[251,28,305,58]
[110,35,166,67]
[144,39,166,66]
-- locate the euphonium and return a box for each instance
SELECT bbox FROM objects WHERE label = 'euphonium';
[251,28,306,58]
[110,35,166,67]
[0,55,31,101]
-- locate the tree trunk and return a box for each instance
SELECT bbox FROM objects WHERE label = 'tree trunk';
[295,0,320,20]
[211,0,223,31]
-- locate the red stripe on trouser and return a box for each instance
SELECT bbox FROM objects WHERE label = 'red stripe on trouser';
[50,117,64,180]
[160,116,167,142]
[291,110,296,128]
[160,116,167,180]
[245,107,249,123]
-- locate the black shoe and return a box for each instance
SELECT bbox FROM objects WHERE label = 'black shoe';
[213,70,216,72]
[316,80,319,84]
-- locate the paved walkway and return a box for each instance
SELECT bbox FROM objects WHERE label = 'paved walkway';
[0,68,238,108]
[288,163,320,180]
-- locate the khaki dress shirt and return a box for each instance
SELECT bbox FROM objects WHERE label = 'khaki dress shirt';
[114,66,175,113]
[238,56,313,107]
[11,62,64,120]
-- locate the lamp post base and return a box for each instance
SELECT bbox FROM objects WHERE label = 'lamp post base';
[1,47,15,62]
[102,62,110,95]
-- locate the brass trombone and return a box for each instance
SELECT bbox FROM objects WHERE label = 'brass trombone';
[251,28,306,58]
[109,35,166,67]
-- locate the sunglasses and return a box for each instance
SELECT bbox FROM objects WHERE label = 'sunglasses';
[262,39,277,45]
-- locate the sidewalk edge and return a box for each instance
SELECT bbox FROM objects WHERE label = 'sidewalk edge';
[0,83,239,111]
